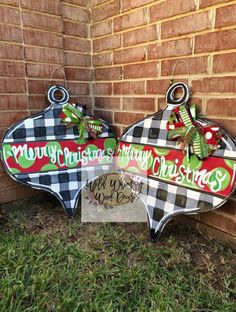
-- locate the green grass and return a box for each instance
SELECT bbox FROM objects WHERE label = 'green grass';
[0,194,235,312]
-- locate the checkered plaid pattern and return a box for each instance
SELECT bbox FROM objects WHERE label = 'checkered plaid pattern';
[139,177,224,241]
[120,103,236,241]
[3,104,115,143]
[122,105,236,156]
[15,164,115,216]
[2,100,116,216]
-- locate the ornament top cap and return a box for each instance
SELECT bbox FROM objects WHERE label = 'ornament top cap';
[47,85,70,105]
[166,82,190,106]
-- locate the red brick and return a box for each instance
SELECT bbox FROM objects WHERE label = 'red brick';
[0,174,17,190]
[123,25,157,47]
[158,98,167,111]
[121,0,153,12]
[24,29,63,48]
[213,53,236,73]
[114,111,144,125]
[93,52,112,67]
[124,62,158,79]
[62,4,90,23]
[94,109,113,123]
[0,60,25,77]
[91,19,112,38]
[28,79,53,94]
[64,20,89,37]
[64,0,88,5]
[0,6,20,25]
[147,79,172,95]
[93,0,109,5]
[0,159,4,173]
[0,111,29,127]
[114,46,145,64]
[0,24,22,43]
[188,97,203,112]
[23,11,62,32]
[67,82,89,95]
[29,95,48,110]
[64,37,91,52]
[200,0,231,8]
[76,96,92,108]
[0,185,40,204]
[65,53,91,67]
[150,0,196,22]
[114,8,147,32]
[162,56,208,76]
[95,97,121,110]
[27,64,65,79]
[65,67,92,81]
[93,83,112,95]
[192,77,236,93]
[216,4,236,28]
[158,94,201,111]
[199,209,236,235]
[206,99,236,116]
[95,67,122,81]
[148,38,192,60]
[113,81,145,95]
[162,12,212,39]
[92,0,119,22]
[28,79,69,95]
[0,42,24,60]
[111,124,121,137]
[21,0,61,15]
[0,95,28,110]
[207,117,236,138]
[25,46,64,64]
[0,78,26,93]
[123,97,155,111]
[0,0,18,5]
[93,34,120,52]
[195,29,236,53]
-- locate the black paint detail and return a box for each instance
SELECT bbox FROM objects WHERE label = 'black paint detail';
[133,126,143,138]
[13,128,26,139]
[61,190,71,201]
[198,200,213,211]
[148,128,160,139]
[156,189,168,201]
[153,207,164,221]
[39,175,51,186]
[34,127,46,137]
[54,125,67,136]
[58,173,69,183]
[175,194,187,208]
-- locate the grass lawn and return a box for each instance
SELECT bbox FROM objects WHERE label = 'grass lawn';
[0,194,235,312]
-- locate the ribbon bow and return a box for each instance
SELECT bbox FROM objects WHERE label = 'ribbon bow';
[60,103,103,143]
[167,105,222,160]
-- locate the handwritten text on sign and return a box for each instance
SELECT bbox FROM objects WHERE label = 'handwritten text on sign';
[117,142,236,197]
[2,138,116,174]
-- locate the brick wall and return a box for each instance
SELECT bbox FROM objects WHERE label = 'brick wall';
[91,0,236,244]
[0,0,235,244]
[0,0,92,203]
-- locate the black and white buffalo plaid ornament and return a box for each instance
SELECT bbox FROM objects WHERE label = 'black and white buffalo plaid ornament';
[1,84,117,216]
[117,82,236,241]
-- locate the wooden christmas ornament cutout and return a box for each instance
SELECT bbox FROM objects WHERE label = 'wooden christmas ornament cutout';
[1,84,117,216]
[117,82,236,241]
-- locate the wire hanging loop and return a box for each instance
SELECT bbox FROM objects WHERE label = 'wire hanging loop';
[49,67,68,89]
[170,59,192,88]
